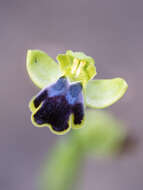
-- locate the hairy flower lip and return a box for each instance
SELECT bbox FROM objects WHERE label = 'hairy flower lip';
[30,76,85,134]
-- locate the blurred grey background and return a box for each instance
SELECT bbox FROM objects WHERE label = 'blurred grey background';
[0,0,142,189]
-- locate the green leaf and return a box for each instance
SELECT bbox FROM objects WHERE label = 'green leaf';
[85,78,128,108]
[26,50,61,89]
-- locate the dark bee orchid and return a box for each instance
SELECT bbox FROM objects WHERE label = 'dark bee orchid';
[27,50,128,135]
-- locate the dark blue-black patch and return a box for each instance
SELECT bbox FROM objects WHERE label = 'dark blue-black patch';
[32,77,84,132]
[33,95,72,131]
[72,103,84,124]
[33,90,47,108]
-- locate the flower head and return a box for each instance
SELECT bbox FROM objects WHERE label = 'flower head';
[27,50,128,135]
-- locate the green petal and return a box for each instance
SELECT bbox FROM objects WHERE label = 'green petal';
[85,78,128,108]
[66,50,97,82]
[57,50,96,86]
[26,50,61,89]
[56,54,73,74]
[66,50,94,63]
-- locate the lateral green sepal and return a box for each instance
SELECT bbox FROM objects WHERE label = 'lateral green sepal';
[27,50,61,89]
[85,78,128,108]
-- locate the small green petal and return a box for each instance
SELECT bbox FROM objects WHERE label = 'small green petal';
[56,54,73,75]
[66,50,94,62]
[85,78,128,108]
[57,50,96,86]
[26,50,61,89]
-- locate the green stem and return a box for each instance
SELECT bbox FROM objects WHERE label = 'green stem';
[39,136,84,190]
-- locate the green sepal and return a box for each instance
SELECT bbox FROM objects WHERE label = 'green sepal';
[26,50,61,89]
[85,78,128,109]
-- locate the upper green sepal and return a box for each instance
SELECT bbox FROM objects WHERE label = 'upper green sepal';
[85,78,128,109]
[26,50,61,89]
[57,50,96,86]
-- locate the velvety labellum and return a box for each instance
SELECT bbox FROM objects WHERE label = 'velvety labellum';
[30,77,84,134]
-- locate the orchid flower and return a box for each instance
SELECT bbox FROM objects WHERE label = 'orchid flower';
[26,50,128,135]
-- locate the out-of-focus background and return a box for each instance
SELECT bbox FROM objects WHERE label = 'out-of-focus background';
[0,0,142,189]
